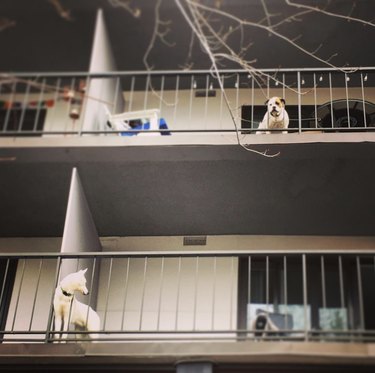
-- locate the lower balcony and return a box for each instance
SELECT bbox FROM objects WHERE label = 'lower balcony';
[0,251,375,371]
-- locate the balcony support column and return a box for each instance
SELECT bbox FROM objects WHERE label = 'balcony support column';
[176,362,213,373]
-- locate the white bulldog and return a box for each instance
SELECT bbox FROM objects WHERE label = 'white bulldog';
[257,96,289,134]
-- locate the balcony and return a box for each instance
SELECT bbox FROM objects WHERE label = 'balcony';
[1,68,375,146]
[1,251,375,368]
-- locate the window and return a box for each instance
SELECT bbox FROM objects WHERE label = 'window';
[0,108,46,136]
[238,255,375,340]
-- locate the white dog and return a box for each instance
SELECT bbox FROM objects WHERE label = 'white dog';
[257,96,289,134]
[53,268,100,342]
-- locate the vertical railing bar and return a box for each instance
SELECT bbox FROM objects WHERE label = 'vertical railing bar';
[77,76,89,137]
[356,256,365,331]
[28,258,44,331]
[248,255,251,331]
[211,256,217,331]
[3,81,16,132]
[219,75,224,129]
[174,256,182,331]
[75,257,80,272]
[302,254,309,341]
[230,256,235,330]
[266,75,270,98]
[112,76,120,113]
[64,78,75,133]
[251,77,255,131]
[313,73,318,129]
[143,74,150,110]
[360,73,367,128]
[49,78,61,132]
[297,71,302,133]
[85,257,97,329]
[0,259,11,317]
[128,76,135,112]
[283,256,288,330]
[338,255,345,310]
[104,76,120,136]
[193,256,199,331]
[18,81,31,132]
[247,256,251,305]
[33,77,45,132]
[321,256,327,309]
[344,73,350,129]
[189,75,194,126]
[159,75,165,112]
[173,75,180,127]
[329,73,334,129]
[45,256,63,343]
[103,257,113,331]
[156,257,165,331]
[11,259,26,332]
[139,256,148,331]
[120,257,131,331]
[282,73,286,100]
[204,74,209,128]
[235,74,240,125]
[266,256,269,311]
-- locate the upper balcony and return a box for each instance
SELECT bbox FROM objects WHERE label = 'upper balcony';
[1,67,375,148]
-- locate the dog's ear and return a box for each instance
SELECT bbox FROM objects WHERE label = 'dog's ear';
[264,99,269,106]
[280,98,286,106]
[81,268,88,274]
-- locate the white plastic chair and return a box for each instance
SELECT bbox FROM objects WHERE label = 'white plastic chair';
[105,106,160,136]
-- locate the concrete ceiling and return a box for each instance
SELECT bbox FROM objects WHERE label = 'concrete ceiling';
[1,0,375,72]
[1,142,375,238]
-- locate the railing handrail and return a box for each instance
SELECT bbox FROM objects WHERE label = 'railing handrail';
[3,66,375,78]
[1,249,375,258]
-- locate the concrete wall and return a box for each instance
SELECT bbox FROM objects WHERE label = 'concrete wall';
[2,84,375,135]
[4,258,57,341]
[123,86,375,131]
[96,256,237,337]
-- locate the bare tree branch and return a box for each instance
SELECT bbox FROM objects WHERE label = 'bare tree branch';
[47,0,73,21]
[285,0,375,28]
[107,0,141,18]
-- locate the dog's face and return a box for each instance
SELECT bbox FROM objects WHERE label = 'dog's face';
[265,97,286,118]
[75,268,89,295]
[61,268,89,295]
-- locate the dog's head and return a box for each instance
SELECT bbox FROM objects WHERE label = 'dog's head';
[60,268,89,296]
[265,97,286,118]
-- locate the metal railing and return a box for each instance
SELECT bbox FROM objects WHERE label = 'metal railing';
[0,250,375,343]
[1,67,375,138]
